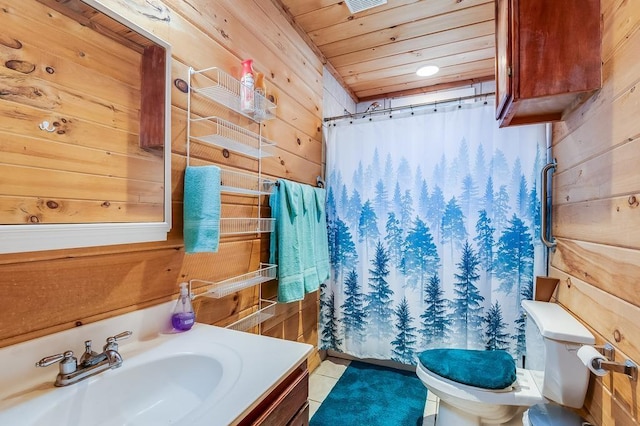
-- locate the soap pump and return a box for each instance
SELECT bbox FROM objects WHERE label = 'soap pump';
[171,282,195,331]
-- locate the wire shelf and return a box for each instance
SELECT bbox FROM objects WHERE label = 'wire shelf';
[226,299,277,332]
[190,67,276,122]
[220,169,275,196]
[220,218,275,235]
[189,116,275,159]
[193,264,277,299]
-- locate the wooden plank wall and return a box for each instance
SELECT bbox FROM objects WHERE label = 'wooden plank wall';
[551,0,640,424]
[0,0,165,224]
[0,0,324,371]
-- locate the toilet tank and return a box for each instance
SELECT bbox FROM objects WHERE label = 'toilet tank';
[522,300,595,408]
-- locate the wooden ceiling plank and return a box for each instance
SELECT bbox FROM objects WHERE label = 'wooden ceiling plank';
[309,0,493,47]
[348,52,493,92]
[344,46,495,88]
[279,0,341,17]
[294,0,421,32]
[337,34,495,78]
[356,67,495,99]
[321,2,494,58]
[354,59,495,98]
[358,75,494,102]
[357,71,496,100]
[329,15,493,67]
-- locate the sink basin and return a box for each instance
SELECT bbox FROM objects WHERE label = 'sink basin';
[32,354,228,426]
[0,303,312,426]
[0,329,243,426]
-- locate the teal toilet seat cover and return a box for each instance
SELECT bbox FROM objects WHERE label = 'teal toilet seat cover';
[418,349,517,390]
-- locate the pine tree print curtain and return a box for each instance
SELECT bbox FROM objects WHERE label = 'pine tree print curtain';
[322,101,547,364]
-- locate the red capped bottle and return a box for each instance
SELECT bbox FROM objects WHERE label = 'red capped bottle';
[240,59,255,114]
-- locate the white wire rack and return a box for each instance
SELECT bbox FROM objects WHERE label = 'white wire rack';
[189,116,275,160]
[220,168,275,196]
[192,263,277,299]
[219,218,275,235]
[186,64,279,336]
[189,67,276,122]
[226,299,277,332]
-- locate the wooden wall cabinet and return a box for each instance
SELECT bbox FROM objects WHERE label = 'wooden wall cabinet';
[238,361,309,426]
[495,0,601,127]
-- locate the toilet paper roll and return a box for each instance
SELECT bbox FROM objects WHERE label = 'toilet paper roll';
[577,345,608,376]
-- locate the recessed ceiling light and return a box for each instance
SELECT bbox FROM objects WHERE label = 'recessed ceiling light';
[416,65,439,77]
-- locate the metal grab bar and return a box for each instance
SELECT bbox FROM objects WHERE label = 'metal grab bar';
[540,159,557,248]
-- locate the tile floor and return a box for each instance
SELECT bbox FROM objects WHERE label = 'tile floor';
[308,356,439,425]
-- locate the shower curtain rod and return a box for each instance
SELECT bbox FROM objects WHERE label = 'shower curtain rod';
[323,91,496,122]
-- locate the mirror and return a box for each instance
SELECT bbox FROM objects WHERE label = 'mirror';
[0,0,171,253]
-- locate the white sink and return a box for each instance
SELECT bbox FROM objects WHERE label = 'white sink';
[33,355,231,425]
[0,303,313,426]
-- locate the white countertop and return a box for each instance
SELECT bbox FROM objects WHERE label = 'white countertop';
[0,302,313,425]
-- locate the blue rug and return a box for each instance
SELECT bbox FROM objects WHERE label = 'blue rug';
[310,361,427,426]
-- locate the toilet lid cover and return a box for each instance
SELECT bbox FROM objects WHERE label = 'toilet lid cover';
[418,349,517,390]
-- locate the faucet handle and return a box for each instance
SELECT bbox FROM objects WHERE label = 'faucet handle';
[35,351,77,374]
[103,331,132,352]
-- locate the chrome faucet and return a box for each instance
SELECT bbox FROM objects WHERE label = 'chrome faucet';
[35,331,132,387]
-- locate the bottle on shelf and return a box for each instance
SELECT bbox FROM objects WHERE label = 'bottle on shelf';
[240,59,255,114]
[255,72,266,97]
[171,282,195,331]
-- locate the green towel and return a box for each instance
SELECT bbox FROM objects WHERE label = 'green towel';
[273,179,304,302]
[270,180,330,302]
[301,185,319,293]
[418,349,517,390]
[183,166,221,253]
[313,187,330,283]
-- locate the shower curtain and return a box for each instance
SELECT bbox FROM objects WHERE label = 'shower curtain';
[321,101,546,365]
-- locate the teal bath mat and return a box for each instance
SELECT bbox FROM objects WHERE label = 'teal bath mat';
[310,361,427,426]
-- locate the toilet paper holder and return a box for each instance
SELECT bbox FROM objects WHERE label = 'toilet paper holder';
[594,343,615,360]
[593,343,638,381]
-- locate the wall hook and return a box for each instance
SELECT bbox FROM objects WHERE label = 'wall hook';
[39,121,55,132]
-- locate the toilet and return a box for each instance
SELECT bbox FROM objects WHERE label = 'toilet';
[416,300,595,426]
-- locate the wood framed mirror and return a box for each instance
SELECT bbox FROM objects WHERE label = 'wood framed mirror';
[0,0,171,253]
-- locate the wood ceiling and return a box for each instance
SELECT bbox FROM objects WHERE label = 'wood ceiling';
[276,0,496,102]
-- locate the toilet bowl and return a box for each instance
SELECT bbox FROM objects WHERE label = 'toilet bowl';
[416,300,595,426]
[417,364,545,425]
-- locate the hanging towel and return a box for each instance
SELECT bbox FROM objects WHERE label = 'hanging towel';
[301,185,319,293]
[273,179,305,302]
[313,187,330,284]
[183,165,221,253]
[269,187,279,265]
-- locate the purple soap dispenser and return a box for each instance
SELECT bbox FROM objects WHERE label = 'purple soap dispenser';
[171,282,195,331]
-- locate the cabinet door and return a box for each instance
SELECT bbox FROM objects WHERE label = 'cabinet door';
[495,0,512,120]
[239,362,309,426]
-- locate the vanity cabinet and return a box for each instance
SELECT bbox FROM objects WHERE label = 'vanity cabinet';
[495,0,601,127]
[238,361,309,426]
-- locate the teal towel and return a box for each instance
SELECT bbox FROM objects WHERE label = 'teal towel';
[183,166,221,253]
[273,179,304,302]
[269,188,279,265]
[301,185,319,293]
[313,187,330,283]
[418,349,517,390]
